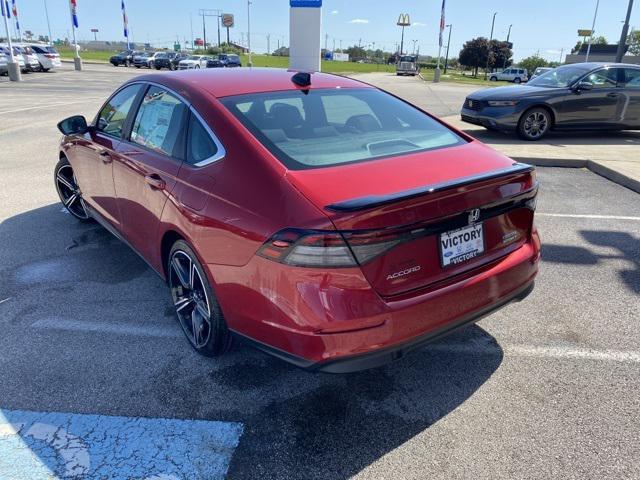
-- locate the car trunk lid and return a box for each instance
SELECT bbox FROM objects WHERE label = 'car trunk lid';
[286,142,537,297]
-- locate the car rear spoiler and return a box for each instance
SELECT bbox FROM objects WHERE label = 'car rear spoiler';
[325,162,534,213]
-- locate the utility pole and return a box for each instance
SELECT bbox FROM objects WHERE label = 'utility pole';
[615,0,634,63]
[202,11,206,50]
[199,9,222,51]
[503,23,512,69]
[585,0,600,62]
[267,33,270,54]
[444,24,452,74]
[559,47,564,63]
[43,0,53,43]
[484,12,497,80]
[325,33,328,52]
[190,13,194,51]
[247,0,252,67]
[332,38,335,51]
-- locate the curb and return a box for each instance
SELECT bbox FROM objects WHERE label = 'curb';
[61,59,108,65]
[514,157,640,194]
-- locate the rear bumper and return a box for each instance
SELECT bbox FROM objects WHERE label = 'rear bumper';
[212,232,540,373]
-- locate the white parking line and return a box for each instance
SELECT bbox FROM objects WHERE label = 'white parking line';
[537,213,640,221]
[0,98,104,115]
[427,342,640,363]
[30,318,640,364]
[30,318,181,338]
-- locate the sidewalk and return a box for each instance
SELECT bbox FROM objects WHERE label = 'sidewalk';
[443,115,640,194]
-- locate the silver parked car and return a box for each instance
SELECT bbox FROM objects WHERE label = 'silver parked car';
[0,46,29,72]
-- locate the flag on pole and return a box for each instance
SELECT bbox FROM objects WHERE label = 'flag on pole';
[70,0,78,28]
[438,0,446,48]
[11,0,19,32]
[0,0,8,18]
[121,0,128,38]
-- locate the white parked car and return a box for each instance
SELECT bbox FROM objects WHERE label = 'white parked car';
[530,67,553,80]
[179,55,209,70]
[27,43,61,71]
[489,67,528,83]
[0,45,29,72]
[0,54,7,75]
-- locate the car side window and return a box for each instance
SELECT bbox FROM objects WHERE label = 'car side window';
[586,68,620,88]
[624,69,640,88]
[130,86,188,157]
[96,84,142,138]
[187,114,219,165]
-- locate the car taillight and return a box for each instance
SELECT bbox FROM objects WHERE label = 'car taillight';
[257,229,402,268]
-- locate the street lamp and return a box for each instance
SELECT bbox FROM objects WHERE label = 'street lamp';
[615,0,634,63]
[43,0,53,44]
[503,24,513,69]
[484,12,497,80]
[585,0,600,62]
[444,24,452,74]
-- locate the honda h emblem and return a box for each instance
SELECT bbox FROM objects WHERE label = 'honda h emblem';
[468,209,481,224]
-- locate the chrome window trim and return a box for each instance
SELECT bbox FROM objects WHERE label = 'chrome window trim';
[106,80,226,167]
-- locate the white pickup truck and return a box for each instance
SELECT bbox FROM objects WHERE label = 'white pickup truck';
[489,67,528,83]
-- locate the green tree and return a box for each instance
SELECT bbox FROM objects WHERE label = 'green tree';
[572,35,608,53]
[489,40,513,69]
[458,37,489,77]
[627,29,640,55]
[518,55,549,74]
[346,45,367,61]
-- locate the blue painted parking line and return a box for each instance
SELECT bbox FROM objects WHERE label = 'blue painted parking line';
[0,409,243,479]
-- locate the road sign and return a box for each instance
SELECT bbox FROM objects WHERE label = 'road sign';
[578,29,592,37]
[90,28,98,33]
[222,13,234,28]
[290,0,322,7]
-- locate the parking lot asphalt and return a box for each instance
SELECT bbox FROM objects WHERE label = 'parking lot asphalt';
[1,64,639,479]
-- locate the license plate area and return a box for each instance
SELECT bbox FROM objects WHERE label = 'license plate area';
[439,223,485,267]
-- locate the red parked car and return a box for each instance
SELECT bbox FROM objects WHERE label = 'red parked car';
[55,68,540,372]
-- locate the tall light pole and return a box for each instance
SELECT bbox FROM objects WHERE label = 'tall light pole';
[615,0,634,62]
[585,0,600,62]
[503,23,512,69]
[247,0,252,67]
[444,24,452,74]
[43,0,53,43]
[484,11,497,80]
[412,39,418,54]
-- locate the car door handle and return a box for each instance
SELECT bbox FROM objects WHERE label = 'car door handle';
[144,174,165,190]
[607,92,620,98]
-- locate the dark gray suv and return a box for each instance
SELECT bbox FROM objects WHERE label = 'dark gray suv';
[461,63,640,140]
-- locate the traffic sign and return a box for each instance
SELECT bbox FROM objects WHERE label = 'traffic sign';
[578,29,592,37]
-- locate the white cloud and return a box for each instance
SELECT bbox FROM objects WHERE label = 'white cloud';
[331,10,339,15]
[546,49,562,55]
[349,18,369,24]
[412,22,427,27]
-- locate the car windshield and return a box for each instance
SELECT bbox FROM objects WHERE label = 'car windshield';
[221,88,465,170]
[400,56,416,62]
[527,65,591,87]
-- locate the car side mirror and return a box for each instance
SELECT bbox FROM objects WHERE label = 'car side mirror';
[574,81,593,92]
[57,115,89,135]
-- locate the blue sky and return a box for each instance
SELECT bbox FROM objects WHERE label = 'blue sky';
[9,0,640,61]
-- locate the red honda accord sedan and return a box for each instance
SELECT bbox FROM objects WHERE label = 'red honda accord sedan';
[55,68,540,372]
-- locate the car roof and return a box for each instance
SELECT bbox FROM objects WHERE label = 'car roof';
[131,67,371,98]
[564,62,640,69]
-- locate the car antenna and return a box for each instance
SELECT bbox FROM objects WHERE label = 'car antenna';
[291,71,312,91]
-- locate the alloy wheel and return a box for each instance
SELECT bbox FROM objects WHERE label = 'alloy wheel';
[55,164,89,219]
[522,111,549,139]
[169,250,212,349]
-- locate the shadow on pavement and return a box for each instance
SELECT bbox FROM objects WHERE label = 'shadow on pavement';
[1,204,504,479]
[460,127,640,146]
[541,231,640,295]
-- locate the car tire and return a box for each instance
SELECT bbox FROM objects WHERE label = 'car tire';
[155,65,161,70]
[169,63,175,71]
[490,76,497,81]
[168,240,232,357]
[196,65,200,69]
[54,157,91,221]
[517,107,551,141]
[149,61,154,69]
[514,77,521,84]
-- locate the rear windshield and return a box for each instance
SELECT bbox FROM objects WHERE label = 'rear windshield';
[221,88,464,170]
